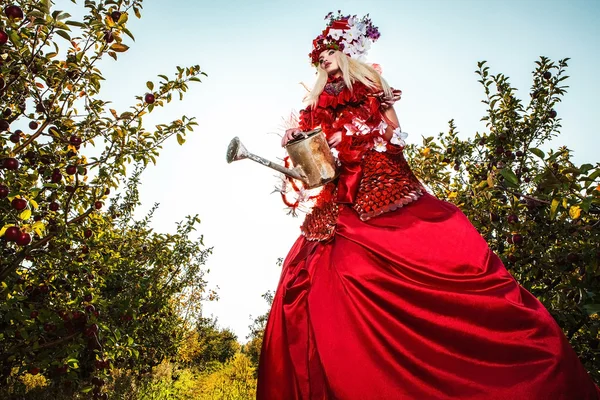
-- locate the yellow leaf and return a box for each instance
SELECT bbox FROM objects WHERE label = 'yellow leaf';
[110,43,129,53]
[32,221,45,237]
[596,184,600,191]
[550,198,560,220]
[422,147,431,156]
[487,173,494,188]
[109,109,118,119]
[29,198,38,209]
[35,82,44,88]
[569,205,581,220]
[448,191,458,199]
[19,209,32,221]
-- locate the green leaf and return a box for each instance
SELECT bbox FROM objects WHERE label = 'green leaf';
[499,168,519,187]
[584,304,600,316]
[529,148,545,159]
[146,81,154,91]
[176,133,185,145]
[65,20,86,28]
[56,30,71,41]
[80,386,93,394]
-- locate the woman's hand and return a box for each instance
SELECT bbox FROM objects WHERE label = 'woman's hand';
[328,131,343,148]
[375,88,402,109]
[281,128,302,147]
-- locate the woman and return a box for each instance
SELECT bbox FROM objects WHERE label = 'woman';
[257,12,599,400]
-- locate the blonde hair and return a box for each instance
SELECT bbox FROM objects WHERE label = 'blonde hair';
[304,51,393,107]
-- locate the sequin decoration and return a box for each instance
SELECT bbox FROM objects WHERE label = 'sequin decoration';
[301,183,339,241]
[353,148,424,221]
[323,80,346,96]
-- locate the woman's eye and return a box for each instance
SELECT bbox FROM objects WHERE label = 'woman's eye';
[329,50,334,55]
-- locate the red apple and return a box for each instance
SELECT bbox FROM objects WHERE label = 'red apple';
[30,310,39,319]
[0,184,8,198]
[9,133,20,143]
[549,109,557,119]
[16,232,31,246]
[4,5,24,20]
[49,202,59,211]
[0,30,8,45]
[12,198,27,211]
[85,324,99,337]
[44,322,56,332]
[0,119,9,131]
[28,367,40,376]
[3,157,19,170]
[104,31,114,43]
[543,71,552,80]
[144,93,156,104]
[66,165,77,175]
[94,201,103,210]
[507,214,519,224]
[69,135,82,146]
[85,304,95,314]
[512,233,523,245]
[29,121,39,130]
[111,11,122,21]
[4,226,20,241]
[84,229,93,238]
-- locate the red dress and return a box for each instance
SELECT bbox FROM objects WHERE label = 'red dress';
[257,77,600,399]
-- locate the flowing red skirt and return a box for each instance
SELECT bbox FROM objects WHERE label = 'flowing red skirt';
[257,193,599,399]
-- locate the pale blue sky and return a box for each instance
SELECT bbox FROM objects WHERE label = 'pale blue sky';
[58,0,599,339]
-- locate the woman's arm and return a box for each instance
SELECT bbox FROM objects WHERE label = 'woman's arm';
[381,105,401,141]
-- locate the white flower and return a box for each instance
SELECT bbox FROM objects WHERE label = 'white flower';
[329,28,344,40]
[373,136,387,152]
[358,22,367,35]
[390,128,408,146]
[354,37,371,54]
[343,26,362,42]
[377,119,388,134]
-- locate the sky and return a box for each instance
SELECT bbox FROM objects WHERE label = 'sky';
[56,0,599,340]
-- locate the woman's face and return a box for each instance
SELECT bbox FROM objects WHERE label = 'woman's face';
[318,49,341,77]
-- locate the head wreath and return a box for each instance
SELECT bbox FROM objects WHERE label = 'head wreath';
[309,11,381,66]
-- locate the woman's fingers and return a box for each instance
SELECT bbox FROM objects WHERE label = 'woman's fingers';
[282,128,301,146]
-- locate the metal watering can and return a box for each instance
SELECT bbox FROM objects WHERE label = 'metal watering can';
[226,128,338,189]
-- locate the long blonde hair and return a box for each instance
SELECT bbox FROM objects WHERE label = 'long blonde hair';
[304,51,393,107]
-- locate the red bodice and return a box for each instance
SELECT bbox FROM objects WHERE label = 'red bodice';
[294,76,424,241]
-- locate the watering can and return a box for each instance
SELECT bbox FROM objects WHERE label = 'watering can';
[226,128,338,189]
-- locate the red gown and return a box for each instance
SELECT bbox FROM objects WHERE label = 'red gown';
[257,76,600,400]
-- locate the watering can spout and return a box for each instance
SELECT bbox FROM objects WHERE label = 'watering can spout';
[226,129,338,189]
[226,136,305,181]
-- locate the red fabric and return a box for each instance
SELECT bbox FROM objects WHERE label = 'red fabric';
[257,195,600,399]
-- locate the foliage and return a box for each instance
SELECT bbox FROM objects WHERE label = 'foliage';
[2,356,257,400]
[178,316,239,371]
[404,56,600,380]
[0,0,209,397]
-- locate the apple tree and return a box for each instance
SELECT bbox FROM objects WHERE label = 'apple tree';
[0,0,210,397]
[404,57,600,381]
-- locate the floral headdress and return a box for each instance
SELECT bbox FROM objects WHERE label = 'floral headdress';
[309,11,381,66]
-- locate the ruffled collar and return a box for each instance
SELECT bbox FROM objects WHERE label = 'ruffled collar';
[318,77,370,110]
